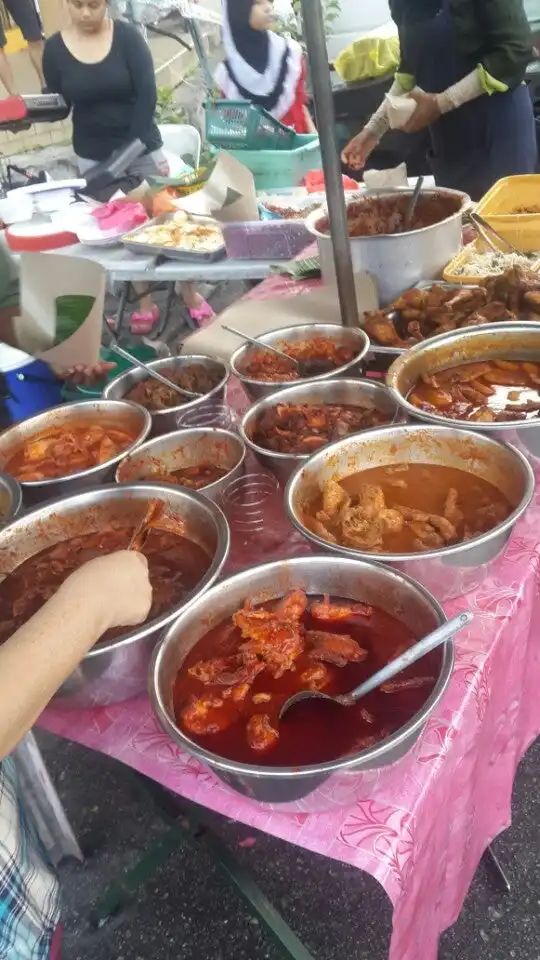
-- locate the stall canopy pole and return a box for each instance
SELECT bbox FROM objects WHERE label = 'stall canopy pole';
[300,0,359,328]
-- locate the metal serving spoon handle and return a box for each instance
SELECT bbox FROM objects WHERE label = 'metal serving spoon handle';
[279,611,471,719]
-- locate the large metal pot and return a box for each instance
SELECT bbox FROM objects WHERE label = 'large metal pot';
[306,188,469,305]
[0,471,22,526]
[0,483,230,708]
[285,424,534,602]
[230,324,370,401]
[150,556,452,807]
[103,355,229,436]
[240,378,402,484]
[385,322,540,460]
[116,428,246,502]
[0,400,151,506]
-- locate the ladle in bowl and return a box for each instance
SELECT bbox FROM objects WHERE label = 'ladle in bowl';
[109,343,201,400]
[279,611,472,720]
[222,324,335,378]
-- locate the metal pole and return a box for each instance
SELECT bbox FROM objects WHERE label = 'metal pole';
[299,0,359,328]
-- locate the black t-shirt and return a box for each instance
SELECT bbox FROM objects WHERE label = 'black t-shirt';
[43,21,162,162]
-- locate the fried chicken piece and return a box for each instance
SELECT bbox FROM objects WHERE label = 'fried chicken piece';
[444,488,463,527]
[303,514,337,544]
[275,590,307,620]
[306,630,368,667]
[188,655,264,687]
[523,290,540,313]
[356,484,385,520]
[469,406,496,422]
[380,676,435,694]
[246,714,279,752]
[299,664,332,691]
[523,361,540,385]
[181,695,232,735]
[340,508,384,550]
[322,479,350,518]
[363,313,409,348]
[379,508,405,534]
[310,595,372,621]
[234,606,304,678]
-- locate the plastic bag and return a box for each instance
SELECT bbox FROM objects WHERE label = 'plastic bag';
[334,37,400,85]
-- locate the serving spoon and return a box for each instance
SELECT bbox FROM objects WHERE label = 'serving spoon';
[109,342,201,400]
[222,324,335,378]
[402,175,424,232]
[279,611,472,720]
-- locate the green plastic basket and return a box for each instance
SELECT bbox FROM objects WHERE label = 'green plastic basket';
[205,100,295,151]
[228,135,321,190]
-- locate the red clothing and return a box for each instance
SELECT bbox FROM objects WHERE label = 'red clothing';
[280,60,310,133]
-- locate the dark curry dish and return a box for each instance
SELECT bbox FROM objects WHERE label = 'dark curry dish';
[300,463,512,553]
[174,591,438,766]
[408,360,540,424]
[252,401,392,455]
[240,337,356,383]
[148,463,229,490]
[126,364,222,411]
[364,267,540,349]
[317,192,462,238]
[0,524,210,647]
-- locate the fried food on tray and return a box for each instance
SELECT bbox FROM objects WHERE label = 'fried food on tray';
[173,591,438,767]
[408,359,540,424]
[363,266,540,349]
[252,401,392,454]
[150,463,228,490]
[301,463,511,554]
[5,423,137,482]
[0,523,210,648]
[241,337,356,383]
[127,218,224,253]
[125,364,221,410]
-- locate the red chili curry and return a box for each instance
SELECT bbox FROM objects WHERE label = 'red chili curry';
[5,424,137,482]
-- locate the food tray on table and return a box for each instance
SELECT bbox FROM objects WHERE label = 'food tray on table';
[443,239,540,285]
[122,213,227,262]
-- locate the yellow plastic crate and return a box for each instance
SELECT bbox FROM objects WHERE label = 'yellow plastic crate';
[476,175,540,225]
[443,238,540,285]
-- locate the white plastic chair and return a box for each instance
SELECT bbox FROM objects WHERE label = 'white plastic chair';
[159,123,202,176]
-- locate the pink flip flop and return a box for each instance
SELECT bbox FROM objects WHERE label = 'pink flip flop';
[130,306,159,335]
[189,299,215,328]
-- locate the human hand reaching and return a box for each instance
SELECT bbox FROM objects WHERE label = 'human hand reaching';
[341,130,379,171]
[59,551,153,634]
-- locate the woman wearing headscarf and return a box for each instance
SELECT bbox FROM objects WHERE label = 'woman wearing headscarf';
[215,0,316,134]
[342,0,537,200]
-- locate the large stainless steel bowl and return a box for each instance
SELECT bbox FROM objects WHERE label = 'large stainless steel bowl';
[230,324,370,401]
[0,400,151,506]
[240,378,402,484]
[285,424,534,601]
[385,322,540,460]
[0,483,230,708]
[306,188,469,305]
[103,355,229,435]
[116,428,246,502]
[150,555,452,806]
[0,471,22,526]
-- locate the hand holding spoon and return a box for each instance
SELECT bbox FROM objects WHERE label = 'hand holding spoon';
[279,611,471,720]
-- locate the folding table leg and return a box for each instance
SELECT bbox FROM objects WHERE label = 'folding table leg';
[484,844,512,894]
[113,282,130,338]
[89,780,317,960]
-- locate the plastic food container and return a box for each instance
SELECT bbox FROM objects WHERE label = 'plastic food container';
[443,238,540,285]
[476,175,540,223]
[222,219,311,260]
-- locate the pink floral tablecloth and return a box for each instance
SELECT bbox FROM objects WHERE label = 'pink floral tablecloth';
[40,273,540,959]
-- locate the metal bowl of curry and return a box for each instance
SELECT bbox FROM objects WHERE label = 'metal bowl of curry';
[0,400,152,506]
[0,472,22,526]
[0,482,230,708]
[150,555,453,807]
[240,379,403,484]
[385,322,540,460]
[116,428,246,502]
[285,424,534,602]
[230,324,370,401]
[103,354,229,435]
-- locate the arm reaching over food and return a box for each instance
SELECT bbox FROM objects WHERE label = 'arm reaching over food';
[0,551,152,759]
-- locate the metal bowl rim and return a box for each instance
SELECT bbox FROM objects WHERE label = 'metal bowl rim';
[149,554,453,778]
[239,378,400,463]
[103,354,230,418]
[385,321,540,431]
[0,471,23,522]
[284,423,535,562]
[306,187,469,241]
[229,324,370,388]
[0,399,152,489]
[1,481,230,658]
[115,427,247,494]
